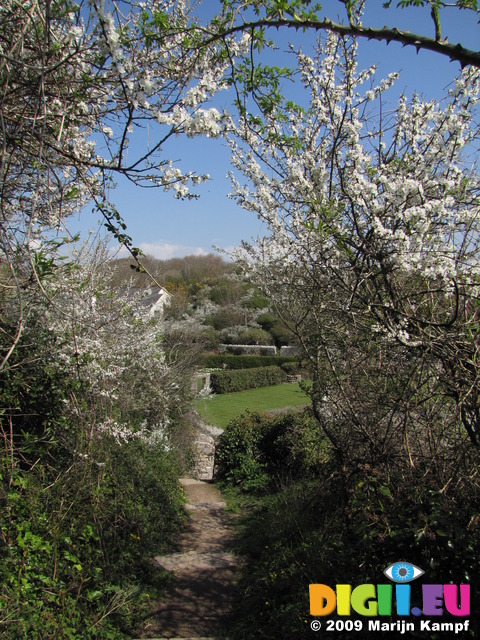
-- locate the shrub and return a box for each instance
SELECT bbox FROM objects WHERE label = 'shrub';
[210,366,287,393]
[215,410,327,489]
[0,260,190,638]
[0,432,186,640]
[218,327,274,346]
[0,401,187,640]
[217,407,479,638]
[280,361,300,375]
[235,328,274,346]
[208,280,247,305]
[226,461,480,639]
[206,307,246,330]
[257,313,294,347]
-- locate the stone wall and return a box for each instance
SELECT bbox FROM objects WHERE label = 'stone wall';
[218,344,277,356]
[191,371,211,394]
[192,432,216,481]
[279,345,300,356]
[191,422,224,481]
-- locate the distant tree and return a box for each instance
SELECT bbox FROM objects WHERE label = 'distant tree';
[208,279,248,306]
[257,313,293,347]
[177,254,232,282]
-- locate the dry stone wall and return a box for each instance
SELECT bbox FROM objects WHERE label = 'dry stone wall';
[192,422,224,481]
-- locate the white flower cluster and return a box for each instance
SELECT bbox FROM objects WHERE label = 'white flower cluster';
[41,239,179,447]
[0,0,238,250]
[227,32,480,348]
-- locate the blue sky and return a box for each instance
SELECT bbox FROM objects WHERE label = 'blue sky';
[70,1,480,261]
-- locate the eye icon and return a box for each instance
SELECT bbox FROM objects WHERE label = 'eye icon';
[384,562,424,583]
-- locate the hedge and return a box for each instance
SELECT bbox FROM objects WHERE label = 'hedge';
[199,354,298,370]
[210,366,288,393]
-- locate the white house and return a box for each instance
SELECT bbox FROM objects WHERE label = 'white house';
[124,286,171,318]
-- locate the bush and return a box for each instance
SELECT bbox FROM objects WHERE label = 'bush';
[206,307,246,330]
[0,290,188,638]
[257,313,294,347]
[210,366,287,393]
[215,410,327,489]
[280,361,301,375]
[0,430,187,640]
[217,405,480,639]
[236,328,274,345]
[215,412,272,491]
[225,461,480,639]
[218,327,274,346]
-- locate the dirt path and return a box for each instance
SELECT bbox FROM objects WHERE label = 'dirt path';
[136,478,241,639]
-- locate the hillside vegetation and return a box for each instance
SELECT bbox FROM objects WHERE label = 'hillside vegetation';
[111,254,295,351]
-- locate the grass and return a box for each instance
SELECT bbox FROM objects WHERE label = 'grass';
[195,382,310,428]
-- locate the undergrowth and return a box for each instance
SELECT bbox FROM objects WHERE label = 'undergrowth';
[216,411,480,640]
[0,437,187,639]
[0,322,189,639]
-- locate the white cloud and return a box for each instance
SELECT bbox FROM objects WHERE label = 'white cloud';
[115,241,209,260]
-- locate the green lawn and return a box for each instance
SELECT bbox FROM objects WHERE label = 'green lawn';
[195,382,310,428]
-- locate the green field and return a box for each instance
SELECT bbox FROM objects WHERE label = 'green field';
[196,382,310,428]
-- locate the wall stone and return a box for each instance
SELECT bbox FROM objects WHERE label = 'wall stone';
[280,345,300,356]
[191,372,211,394]
[191,422,224,481]
[192,433,216,481]
[218,344,277,356]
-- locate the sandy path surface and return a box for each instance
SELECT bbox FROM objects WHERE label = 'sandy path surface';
[136,478,241,639]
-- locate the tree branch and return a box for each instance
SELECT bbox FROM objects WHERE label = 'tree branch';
[202,16,480,68]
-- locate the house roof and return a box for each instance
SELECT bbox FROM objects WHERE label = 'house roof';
[122,286,171,315]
